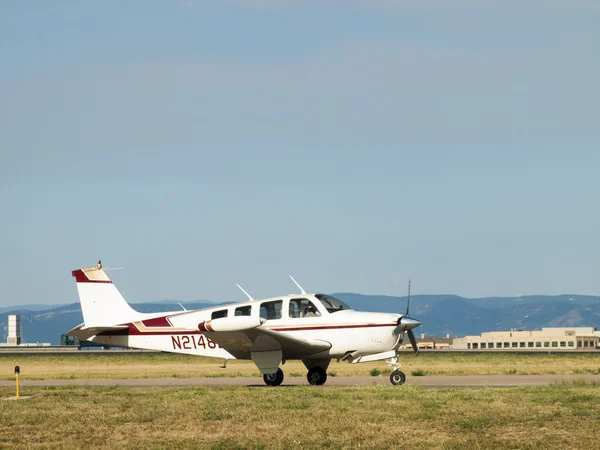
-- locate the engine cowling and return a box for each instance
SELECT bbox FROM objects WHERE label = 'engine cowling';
[198,316,265,332]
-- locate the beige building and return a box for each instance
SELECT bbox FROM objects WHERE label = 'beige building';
[453,327,600,350]
[398,334,452,350]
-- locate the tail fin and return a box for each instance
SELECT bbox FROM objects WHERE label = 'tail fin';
[71,261,140,327]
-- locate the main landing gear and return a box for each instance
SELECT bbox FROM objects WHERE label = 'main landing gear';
[262,361,331,386]
[388,356,406,386]
[263,368,284,386]
[307,366,327,385]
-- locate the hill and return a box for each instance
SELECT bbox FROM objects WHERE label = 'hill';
[1,294,599,345]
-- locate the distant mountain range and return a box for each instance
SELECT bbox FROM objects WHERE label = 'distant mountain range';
[1,294,599,345]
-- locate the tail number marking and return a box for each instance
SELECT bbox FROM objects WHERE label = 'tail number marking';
[172,335,219,350]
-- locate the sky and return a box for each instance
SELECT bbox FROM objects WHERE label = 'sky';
[1,0,599,307]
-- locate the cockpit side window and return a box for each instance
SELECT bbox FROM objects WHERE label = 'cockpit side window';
[260,300,283,320]
[211,309,228,319]
[289,298,321,319]
[314,294,352,313]
[235,305,252,316]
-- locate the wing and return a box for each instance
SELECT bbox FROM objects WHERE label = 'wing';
[201,327,331,360]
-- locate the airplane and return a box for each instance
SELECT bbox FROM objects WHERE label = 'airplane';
[66,261,422,386]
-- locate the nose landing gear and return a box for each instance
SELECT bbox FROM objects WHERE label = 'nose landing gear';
[387,356,406,386]
[389,369,406,385]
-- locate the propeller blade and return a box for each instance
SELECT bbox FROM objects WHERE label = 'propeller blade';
[407,329,419,355]
[405,279,411,317]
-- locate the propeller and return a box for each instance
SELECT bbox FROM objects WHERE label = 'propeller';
[393,279,422,355]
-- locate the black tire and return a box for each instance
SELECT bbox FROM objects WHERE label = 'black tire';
[307,367,327,385]
[390,370,406,386]
[263,368,284,386]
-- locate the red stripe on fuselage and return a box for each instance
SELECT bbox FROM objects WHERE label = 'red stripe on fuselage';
[96,322,397,336]
[71,269,112,283]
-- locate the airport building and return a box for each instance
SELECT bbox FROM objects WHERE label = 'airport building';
[452,327,600,350]
[1,314,51,348]
[7,314,21,346]
[398,334,452,350]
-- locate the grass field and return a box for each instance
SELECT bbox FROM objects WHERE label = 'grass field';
[2,384,600,449]
[1,352,600,380]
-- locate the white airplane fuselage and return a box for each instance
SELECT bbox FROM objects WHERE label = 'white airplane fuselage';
[83,297,403,361]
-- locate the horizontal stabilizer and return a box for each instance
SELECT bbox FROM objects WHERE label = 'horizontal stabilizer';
[66,323,129,340]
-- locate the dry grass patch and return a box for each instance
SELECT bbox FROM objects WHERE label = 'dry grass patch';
[1,384,600,449]
[1,352,600,381]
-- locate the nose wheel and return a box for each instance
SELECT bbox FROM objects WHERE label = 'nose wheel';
[263,368,284,386]
[389,370,406,386]
[307,367,327,385]
[387,356,406,386]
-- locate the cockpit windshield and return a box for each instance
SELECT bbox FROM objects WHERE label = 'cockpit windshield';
[314,294,353,313]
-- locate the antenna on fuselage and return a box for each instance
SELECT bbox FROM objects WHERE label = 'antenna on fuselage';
[236,284,254,301]
[178,302,187,311]
[289,275,306,295]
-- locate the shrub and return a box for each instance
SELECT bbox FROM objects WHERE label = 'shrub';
[369,368,381,377]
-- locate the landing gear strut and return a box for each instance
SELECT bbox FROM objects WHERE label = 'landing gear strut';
[387,356,406,386]
[307,366,327,385]
[263,368,284,386]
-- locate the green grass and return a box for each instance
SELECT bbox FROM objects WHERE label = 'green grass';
[1,385,600,449]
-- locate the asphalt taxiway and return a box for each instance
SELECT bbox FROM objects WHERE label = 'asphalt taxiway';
[1,374,598,388]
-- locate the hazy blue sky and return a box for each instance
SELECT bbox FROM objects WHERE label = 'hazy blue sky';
[1,1,599,307]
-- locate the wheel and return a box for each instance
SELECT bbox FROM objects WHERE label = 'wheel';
[263,368,284,386]
[307,367,327,385]
[390,370,406,386]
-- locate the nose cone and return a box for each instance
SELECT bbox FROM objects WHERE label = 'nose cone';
[401,316,422,330]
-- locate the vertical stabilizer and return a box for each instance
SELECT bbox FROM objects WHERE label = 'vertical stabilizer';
[71,261,140,327]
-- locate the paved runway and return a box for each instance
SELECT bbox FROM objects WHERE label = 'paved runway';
[1,374,598,388]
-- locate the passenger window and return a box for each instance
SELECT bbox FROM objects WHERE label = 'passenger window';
[260,300,283,320]
[211,309,228,319]
[289,298,321,319]
[235,306,251,316]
